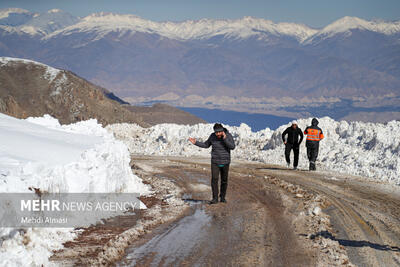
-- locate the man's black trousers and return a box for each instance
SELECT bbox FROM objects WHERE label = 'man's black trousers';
[306,143,319,163]
[211,163,229,200]
[285,144,299,167]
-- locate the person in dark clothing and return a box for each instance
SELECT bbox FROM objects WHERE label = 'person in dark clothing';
[281,120,303,170]
[189,123,236,204]
[304,118,324,171]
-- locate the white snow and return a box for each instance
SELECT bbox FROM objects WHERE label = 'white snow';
[323,16,400,35]
[306,16,400,43]
[0,113,150,266]
[0,57,60,82]
[107,117,400,185]
[2,8,400,43]
[44,12,400,43]
[46,13,317,42]
[0,8,30,20]
[48,9,62,14]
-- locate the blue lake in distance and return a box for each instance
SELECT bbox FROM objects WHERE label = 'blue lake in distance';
[180,107,295,131]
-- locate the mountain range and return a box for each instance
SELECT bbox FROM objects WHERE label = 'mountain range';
[0,8,399,120]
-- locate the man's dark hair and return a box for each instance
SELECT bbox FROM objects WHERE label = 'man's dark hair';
[213,123,224,132]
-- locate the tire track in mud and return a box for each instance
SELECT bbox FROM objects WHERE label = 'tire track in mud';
[228,173,313,266]
[117,157,318,267]
[255,166,400,267]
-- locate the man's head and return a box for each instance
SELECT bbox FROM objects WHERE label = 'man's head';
[291,120,298,129]
[213,123,224,138]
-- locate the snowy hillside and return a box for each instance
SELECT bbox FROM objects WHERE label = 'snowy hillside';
[108,117,400,185]
[0,113,149,266]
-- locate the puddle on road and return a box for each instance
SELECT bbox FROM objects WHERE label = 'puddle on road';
[117,204,211,267]
[181,193,209,205]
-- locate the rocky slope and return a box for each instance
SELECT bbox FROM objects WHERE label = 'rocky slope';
[0,57,206,126]
[0,57,147,125]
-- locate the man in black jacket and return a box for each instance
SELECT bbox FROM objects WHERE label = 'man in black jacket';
[189,123,236,204]
[281,120,303,170]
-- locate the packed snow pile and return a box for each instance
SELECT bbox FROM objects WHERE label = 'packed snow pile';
[0,113,149,266]
[107,117,400,184]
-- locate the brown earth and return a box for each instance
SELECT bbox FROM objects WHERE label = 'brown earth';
[0,59,205,127]
[126,103,206,126]
[0,59,147,126]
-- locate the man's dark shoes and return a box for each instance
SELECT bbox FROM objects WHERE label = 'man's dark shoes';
[309,162,316,171]
[209,199,218,205]
[220,198,227,203]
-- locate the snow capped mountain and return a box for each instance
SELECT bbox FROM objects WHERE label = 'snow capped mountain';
[23,8,79,34]
[0,8,33,27]
[2,8,399,42]
[0,8,78,35]
[0,8,30,20]
[49,12,317,42]
[305,16,400,43]
[1,8,399,105]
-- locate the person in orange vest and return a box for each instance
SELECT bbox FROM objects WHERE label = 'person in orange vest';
[304,118,324,171]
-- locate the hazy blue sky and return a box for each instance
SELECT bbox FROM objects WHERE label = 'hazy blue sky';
[1,0,399,28]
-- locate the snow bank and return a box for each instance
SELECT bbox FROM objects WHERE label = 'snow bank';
[0,113,149,266]
[107,117,400,184]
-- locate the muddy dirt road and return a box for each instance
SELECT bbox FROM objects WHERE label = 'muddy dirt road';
[53,156,400,266]
[118,156,318,267]
[116,156,399,267]
[257,165,400,267]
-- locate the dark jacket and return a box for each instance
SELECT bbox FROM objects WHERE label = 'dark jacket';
[195,128,235,165]
[282,126,303,146]
[304,118,324,147]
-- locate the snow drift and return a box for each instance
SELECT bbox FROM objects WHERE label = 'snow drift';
[107,117,400,185]
[0,113,149,266]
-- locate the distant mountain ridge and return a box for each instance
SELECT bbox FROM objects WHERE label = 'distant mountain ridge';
[1,8,400,41]
[0,8,399,102]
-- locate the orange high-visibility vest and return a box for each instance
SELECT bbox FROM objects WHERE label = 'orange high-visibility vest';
[304,128,324,141]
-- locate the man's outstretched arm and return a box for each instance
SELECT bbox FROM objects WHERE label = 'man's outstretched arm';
[189,135,212,148]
